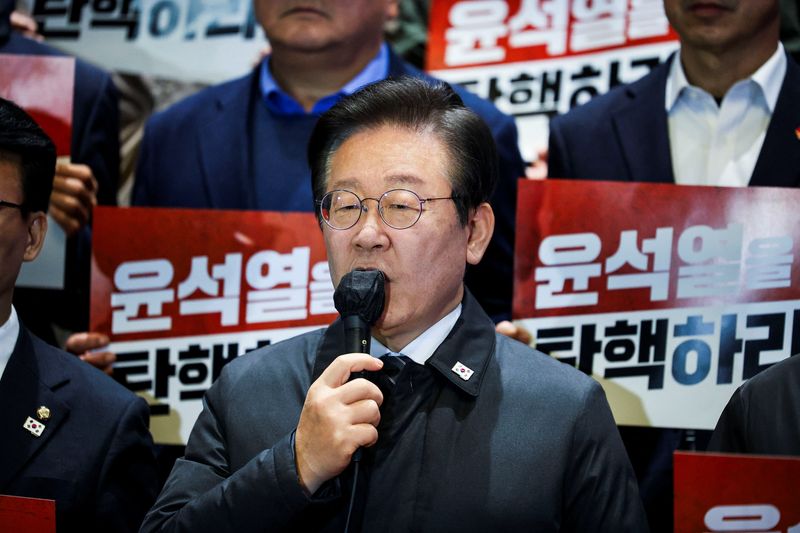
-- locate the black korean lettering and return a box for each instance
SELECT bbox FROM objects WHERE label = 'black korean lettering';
[577,324,602,375]
[743,313,785,379]
[149,0,180,37]
[638,319,668,363]
[717,314,742,384]
[672,316,714,385]
[154,348,175,398]
[115,350,151,392]
[212,342,242,381]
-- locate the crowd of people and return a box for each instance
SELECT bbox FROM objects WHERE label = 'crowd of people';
[0,0,797,531]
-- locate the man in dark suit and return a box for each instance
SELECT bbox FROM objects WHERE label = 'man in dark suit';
[548,0,798,188]
[1,0,120,365]
[547,1,796,530]
[133,0,524,323]
[0,97,158,532]
[141,77,646,532]
[708,353,800,455]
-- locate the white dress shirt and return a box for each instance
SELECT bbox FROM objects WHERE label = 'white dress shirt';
[0,306,20,381]
[666,44,787,187]
[370,304,462,365]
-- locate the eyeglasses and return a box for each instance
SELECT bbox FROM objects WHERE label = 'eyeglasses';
[317,189,458,230]
[0,199,23,211]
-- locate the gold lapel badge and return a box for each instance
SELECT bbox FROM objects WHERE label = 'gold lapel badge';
[36,405,51,420]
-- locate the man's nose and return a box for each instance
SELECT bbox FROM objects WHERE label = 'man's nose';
[353,200,388,248]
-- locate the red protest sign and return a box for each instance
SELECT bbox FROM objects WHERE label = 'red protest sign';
[674,452,800,533]
[0,54,74,157]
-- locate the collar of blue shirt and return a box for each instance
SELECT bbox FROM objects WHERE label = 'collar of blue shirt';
[370,304,462,366]
[259,42,390,117]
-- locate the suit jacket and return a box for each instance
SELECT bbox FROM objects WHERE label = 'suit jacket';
[548,52,800,188]
[140,289,647,532]
[0,325,158,532]
[708,353,800,455]
[132,49,525,321]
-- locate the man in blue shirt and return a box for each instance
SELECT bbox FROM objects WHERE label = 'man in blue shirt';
[133,0,525,323]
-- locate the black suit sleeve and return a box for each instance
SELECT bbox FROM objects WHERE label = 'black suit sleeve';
[95,396,159,532]
[707,388,747,453]
[547,115,573,180]
[71,60,120,206]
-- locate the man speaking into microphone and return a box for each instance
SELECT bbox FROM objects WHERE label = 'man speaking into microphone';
[141,77,646,532]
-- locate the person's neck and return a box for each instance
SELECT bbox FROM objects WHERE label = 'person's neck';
[269,40,383,112]
[679,37,779,99]
[0,297,11,328]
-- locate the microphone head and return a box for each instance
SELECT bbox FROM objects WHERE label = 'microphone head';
[333,270,385,325]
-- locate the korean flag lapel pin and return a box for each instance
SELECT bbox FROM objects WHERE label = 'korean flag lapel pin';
[451,361,474,381]
[23,416,46,437]
[23,405,51,437]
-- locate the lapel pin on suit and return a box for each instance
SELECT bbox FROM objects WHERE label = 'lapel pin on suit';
[36,405,51,420]
[451,361,474,381]
[23,416,46,437]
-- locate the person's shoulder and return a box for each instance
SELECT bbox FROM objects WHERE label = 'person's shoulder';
[390,55,514,128]
[493,333,598,396]
[2,33,110,87]
[551,59,668,130]
[214,327,326,387]
[28,332,141,411]
[739,354,800,398]
[146,70,256,131]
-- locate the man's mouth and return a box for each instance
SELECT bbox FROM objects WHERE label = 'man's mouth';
[685,1,733,17]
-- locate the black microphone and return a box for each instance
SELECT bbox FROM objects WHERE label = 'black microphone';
[333,270,386,355]
[334,270,385,533]
[333,269,385,471]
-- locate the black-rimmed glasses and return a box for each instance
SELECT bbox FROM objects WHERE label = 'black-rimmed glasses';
[0,199,23,211]
[317,189,457,230]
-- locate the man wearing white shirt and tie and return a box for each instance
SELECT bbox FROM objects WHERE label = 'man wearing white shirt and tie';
[548,0,799,188]
[142,77,646,532]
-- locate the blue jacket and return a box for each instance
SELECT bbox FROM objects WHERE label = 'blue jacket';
[133,50,526,321]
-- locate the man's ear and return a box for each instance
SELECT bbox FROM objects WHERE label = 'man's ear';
[466,202,495,266]
[23,212,48,263]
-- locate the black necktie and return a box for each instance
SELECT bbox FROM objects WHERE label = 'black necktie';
[371,354,409,397]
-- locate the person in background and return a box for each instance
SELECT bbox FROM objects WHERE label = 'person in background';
[0,96,157,533]
[132,0,526,327]
[1,0,120,371]
[546,1,798,530]
[708,353,800,455]
[140,76,646,533]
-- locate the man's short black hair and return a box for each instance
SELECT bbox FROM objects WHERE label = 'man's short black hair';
[308,76,498,226]
[0,97,56,214]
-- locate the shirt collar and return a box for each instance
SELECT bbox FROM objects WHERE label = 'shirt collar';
[0,306,20,381]
[260,42,389,116]
[370,304,462,366]
[665,44,787,113]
